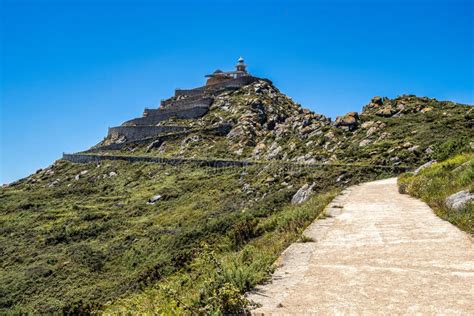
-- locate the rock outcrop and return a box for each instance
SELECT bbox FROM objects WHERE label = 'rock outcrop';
[335,112,359,131]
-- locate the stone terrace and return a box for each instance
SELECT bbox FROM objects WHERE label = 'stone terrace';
[104,74,258,144]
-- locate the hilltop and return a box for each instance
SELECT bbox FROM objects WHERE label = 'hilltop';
[1,60,473,314]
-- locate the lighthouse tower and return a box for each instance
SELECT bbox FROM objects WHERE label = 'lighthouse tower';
[235,56,247,75]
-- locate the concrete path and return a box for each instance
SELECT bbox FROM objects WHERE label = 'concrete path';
[248,178,474,315]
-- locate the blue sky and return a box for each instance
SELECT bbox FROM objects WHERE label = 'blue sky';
[1,0,473,183]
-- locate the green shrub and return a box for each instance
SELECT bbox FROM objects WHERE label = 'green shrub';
[433,137,472,161]
[398,153,473,233]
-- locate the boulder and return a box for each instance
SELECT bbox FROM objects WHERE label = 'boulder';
[376,107,395,117]
[147,194,162,205]
[366,126,378,137]
[48,179,60,187]
[291,183,316,204]
[335,112,359,131]
[74,170,88,181]
[252,142,266,157]
[413,160,436,175]
[359,139,372,147]
[371,96,383,105]
[267,143,282,159]
[445,191,473,212]
[361,121,375,129]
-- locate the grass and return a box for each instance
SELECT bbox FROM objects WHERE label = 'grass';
[1,158,361,314]
[398,153,474,233]
[2,88,472,314]
[103,190,337,314]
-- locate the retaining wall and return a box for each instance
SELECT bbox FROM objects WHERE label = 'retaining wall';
[90,123,233,153]
[123,105,209,126]
[161,94,210,108]
[63,153,253,168]
[62,153,408,173]
[174,87,206,97]
[107,126,190,142]
[174,76,259,97]
[148,97,213,115]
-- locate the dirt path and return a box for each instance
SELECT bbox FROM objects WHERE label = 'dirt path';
[248,178,474,315]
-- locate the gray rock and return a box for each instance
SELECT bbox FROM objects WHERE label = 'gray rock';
[359,139,371,147]
[147,194,162,205]
[74,170,88,181]
[267,143,282,159]
[414,160,436,175]
[291,183,316,204]
[366,126,378,137]
[445,191,473,211]
[48,179,60,187]
[425,146,434,154]
[361,121,375,129]
[336,174,347,183]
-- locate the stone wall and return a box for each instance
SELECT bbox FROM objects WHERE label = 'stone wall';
[123,105,209,126]
[62,153,253,168]
[62,153,407,172]
[174,76,259,97]
[175,87,206,97]
[150,97,213,114]
[91,123,233,152]
[160,94,209,108]
[206,76,258,90]
[107,126,189,142]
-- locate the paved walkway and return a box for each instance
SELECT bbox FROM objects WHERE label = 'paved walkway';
[248,178,474,315]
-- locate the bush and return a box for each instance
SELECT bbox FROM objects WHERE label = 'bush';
[68,244,106,272]
[433,137,472,161]
[398,153,473,233]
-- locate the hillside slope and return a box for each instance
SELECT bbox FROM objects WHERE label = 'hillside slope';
[1,78,472,313]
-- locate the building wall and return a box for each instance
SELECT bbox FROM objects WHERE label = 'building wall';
[205,76,232,86]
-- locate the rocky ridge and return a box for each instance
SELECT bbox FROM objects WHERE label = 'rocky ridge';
[94,79,472,169]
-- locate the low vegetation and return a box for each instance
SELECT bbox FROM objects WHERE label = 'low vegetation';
[2,158,369,313]
[1,78,472,314]
[105,191,337,314]
[398,153,474,233]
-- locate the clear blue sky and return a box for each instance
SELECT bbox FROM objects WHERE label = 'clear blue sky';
[1,0,473,183]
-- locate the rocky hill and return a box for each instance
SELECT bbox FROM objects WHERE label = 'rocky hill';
[1,77,472,314]
[89,79,472,169]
